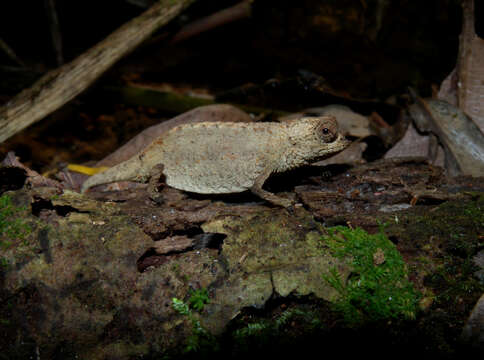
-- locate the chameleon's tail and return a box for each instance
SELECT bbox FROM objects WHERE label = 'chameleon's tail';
[80,156,144,193]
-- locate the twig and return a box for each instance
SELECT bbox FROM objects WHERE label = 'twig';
[44,0,64,66]
[170,0,253,43]
[0,37,25,67]
[148,0,253,45]
[125,0,153,8]
[0,0,196,144]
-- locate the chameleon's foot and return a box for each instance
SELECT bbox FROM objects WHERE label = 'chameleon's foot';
[250,186,295,208]
[250,170,296,208]
[269,197,295,209]
[149,192,165,205]
[147,181,165,205]
[147,164,166,204]
[285,203,296,215]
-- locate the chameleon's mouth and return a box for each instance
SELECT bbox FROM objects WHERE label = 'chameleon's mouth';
[314,133,351,161]
[333,133,351,150]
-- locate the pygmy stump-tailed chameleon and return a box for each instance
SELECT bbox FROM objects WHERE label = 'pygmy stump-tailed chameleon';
[81,116,350,207]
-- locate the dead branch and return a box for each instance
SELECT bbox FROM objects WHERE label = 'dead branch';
[44,0,64,66]
[170,0,253,43]
[0,37,25,67]
[0,0,196,143]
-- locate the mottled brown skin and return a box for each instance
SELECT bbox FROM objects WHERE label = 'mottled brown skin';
[81,116,350,207]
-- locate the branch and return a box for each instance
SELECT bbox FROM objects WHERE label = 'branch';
[44,0,64,66]
[146,0,252,46]
[170,0,252,43]
[0,37,25,67]
[0,0,196,143]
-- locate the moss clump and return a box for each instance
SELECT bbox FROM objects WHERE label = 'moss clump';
[0,194,30,242]
[322,226,419,325]
[0,194,31,268]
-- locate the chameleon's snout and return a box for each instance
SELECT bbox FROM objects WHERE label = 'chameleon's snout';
[334,133,351,149]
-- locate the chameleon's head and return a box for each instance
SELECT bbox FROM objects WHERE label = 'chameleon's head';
[287,115,350,162]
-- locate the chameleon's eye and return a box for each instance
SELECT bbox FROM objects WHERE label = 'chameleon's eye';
[320,125,337,142]
[317,116,338,141]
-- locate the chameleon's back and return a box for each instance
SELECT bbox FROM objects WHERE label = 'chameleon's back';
[149,121,286,194]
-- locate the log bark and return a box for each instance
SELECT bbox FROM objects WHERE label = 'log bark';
[1,159,482,357]
[0,0,196,143]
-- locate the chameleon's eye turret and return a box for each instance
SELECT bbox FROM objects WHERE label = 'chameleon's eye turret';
[319,120,338,143]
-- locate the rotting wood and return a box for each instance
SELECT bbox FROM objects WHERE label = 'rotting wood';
[152,236,195,255]
[0,0,196,143]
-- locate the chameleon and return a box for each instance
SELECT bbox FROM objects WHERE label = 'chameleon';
[81,115,350,207]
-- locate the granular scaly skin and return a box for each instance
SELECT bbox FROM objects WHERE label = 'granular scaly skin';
[81,116,350,207]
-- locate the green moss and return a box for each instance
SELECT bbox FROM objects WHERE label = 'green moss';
[0,194,31,268]
[384,196,483,310]
[405,196,482,258]
[322,226,419,325]
[0,194,30,242]
[171,263,180,274]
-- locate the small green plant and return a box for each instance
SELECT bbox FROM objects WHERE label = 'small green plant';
[188,288,210,312]
[231,307,324,352]
[322,225,419,325]
[172,292,215,353]
[172,297,190,315]
[233,321,268,339]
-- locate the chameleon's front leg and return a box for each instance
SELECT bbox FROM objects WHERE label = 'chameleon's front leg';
[250,168,294,208]
[147,164,166,204]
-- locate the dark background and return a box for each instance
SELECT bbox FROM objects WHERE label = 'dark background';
[0,0,481,170]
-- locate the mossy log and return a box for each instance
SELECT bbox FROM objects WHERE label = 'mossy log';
[0,159,483,358]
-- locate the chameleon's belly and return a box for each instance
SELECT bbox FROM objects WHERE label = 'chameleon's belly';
[162,151,266,194]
